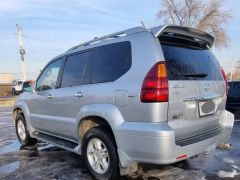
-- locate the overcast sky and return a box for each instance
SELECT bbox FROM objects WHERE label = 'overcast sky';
[0,0,239,79]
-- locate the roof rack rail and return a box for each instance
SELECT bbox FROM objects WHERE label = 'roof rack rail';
[66,26,146,52]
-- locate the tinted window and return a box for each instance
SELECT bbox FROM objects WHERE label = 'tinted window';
[61,52,90,88]
[36,59,63,91]
[91,41,131,84]
[160,43,223,80]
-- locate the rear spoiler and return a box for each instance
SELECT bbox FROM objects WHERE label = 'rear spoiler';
[150,25,214,48]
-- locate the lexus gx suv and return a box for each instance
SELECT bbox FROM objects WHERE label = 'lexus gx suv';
[13,25,234,180]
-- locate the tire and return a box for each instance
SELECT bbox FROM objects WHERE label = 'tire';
[82,127,119,180]
[15,113,37,146]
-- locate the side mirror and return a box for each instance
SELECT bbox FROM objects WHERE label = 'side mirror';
[23,81,33,92]
[32,82,36,93]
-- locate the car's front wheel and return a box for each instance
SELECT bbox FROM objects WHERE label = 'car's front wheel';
[15,113,37,146]
[82,127,119,180]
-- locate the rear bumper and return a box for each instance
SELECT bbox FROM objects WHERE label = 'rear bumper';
[116,110,234,167]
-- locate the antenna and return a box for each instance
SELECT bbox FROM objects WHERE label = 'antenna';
[141,21,147,28]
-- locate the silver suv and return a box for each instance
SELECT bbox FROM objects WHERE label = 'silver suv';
[13,25,234,180]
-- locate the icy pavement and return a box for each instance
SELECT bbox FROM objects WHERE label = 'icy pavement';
[0,106,239,179]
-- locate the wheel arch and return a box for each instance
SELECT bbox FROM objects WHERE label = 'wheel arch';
[78,116,114,138]
[13,107,24,126]
[76,104,137,173]
[76,104,125,147]
[12,103,34,134]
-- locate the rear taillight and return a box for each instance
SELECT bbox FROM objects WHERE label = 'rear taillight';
[221,68,228,96]
[140,62,169,102]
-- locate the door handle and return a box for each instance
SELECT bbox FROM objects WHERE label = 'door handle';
[75,92,84,98]
[46,94,52,99]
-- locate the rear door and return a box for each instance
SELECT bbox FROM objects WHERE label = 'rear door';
[50,51,91,140]
[159,35,225,142]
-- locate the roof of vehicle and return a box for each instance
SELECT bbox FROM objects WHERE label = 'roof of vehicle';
[50,25,215,64]
[66,25,214,53]
[67,26,147,52]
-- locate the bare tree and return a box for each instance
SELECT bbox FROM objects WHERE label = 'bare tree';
[157,0,232,48]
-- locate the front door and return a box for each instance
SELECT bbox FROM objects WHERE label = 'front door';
[28,58,63,133]
[51,51,91,140]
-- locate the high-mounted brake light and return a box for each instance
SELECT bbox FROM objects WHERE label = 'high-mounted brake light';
[221,68,228,96]
[140,61,169,102]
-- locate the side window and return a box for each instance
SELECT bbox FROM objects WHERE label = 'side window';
[36,59,63,91]
[91,41,131,84]
[61,52,90,88]
[18,81,23,86]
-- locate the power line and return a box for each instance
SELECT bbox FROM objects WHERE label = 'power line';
[22,34,65,58]
[0,33,16,35]
[4,71,38,74]
[22,34,70,47]
[22,35,44,63]
[1,71,40,74]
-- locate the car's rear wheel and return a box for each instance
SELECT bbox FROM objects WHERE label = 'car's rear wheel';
[15,113,37,146]
[82,127,119,180]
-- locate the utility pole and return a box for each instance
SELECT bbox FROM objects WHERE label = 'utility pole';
[16,24,27,81]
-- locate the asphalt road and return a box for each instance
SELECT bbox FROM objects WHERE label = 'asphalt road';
[0,106,240,180]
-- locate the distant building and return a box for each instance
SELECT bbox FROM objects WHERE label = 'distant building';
[0,73,14,85]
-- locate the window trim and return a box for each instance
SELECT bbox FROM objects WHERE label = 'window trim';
[160,44,223,81]
[55,56,67,89]
[59,49,93,88]
[38,41,132,91]
[35,57,65,92]
[89,41,132,84]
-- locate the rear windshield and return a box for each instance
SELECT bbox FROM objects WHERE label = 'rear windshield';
[160,37,223,81]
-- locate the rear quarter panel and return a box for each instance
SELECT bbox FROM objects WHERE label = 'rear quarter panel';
[81,31,168,123]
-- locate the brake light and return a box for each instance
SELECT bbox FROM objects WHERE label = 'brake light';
[140,62,169,102]
[221,68,228,96]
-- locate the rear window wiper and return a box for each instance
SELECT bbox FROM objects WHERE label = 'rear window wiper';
[177,73,208,78]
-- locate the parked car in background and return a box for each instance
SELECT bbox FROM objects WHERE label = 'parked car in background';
[12,80,32,95]
[12,79,24,95]
[13,25,234,180]
[227,81,240,119]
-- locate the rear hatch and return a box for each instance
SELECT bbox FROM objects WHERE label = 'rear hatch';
[157,27,226,145]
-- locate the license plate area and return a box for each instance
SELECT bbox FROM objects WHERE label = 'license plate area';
[198,100,215,118]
